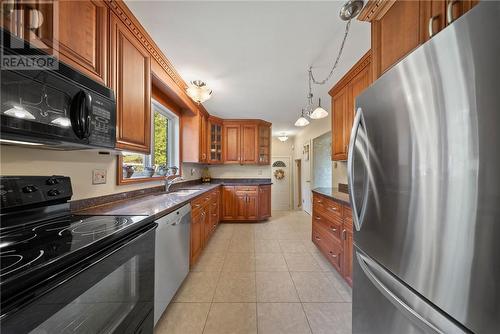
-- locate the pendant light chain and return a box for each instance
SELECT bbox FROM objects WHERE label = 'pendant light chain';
[309,19,352,86]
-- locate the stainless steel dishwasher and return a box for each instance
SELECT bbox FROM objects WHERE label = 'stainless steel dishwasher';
[154,204,191,325]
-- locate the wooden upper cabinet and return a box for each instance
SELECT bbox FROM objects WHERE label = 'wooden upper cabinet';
[332,87,348,161]
[110,14,151,153]
[240,123,258,164]
[330,52,371,161]
[181,111,209,163]
[199,113,208,163]
[362,0,479,80]
[223,122,241,164]
[222,121,269,165]
[371,0,422,79]
[208,116,223,164]
[258,124,271,165]
[2,0,108,84]
[58,0,108,84]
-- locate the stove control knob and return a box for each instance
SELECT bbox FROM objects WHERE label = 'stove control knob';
[22,185,38,193]
[46,178,59,185]
[47,189,61,196]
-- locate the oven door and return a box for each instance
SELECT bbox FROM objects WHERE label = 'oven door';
[0,225,156,334]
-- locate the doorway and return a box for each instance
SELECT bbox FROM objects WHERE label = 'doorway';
[271,157,291,211]
[294,159,302,210]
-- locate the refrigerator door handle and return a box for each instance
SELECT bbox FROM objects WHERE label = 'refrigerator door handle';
[356,251,469,334]
[347,107,367,231]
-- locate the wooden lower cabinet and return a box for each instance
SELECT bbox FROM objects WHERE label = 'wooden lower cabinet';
[342,228,354,286]
[221,185,271,222]
[190,209,204,265]
[312,192,353,286]
[190,188,220,266]
[258,185,271,219]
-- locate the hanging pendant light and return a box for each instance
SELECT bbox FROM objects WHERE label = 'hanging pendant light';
[309,98,328,119]
[186,80,212,104]
[294,109,310,127]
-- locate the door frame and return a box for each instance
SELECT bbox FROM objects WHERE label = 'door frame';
[271,155,293,211]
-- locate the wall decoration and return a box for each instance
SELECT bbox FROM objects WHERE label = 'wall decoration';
[303,143,310,161]
[272,160,286,168]
[274,168,285,180]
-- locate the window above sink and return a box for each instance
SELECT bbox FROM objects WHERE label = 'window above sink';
[118,98,180,185]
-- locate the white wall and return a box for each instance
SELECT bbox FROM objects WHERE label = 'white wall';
[208,165,271,179]
[0,146,164,200]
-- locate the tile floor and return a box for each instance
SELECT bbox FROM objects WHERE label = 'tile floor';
[155,210,352,334]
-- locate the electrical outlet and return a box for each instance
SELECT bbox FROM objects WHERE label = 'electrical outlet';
[92,169,106,185]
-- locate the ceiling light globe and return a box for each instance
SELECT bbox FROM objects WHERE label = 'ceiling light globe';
[309,106,328,119]
[294,116,310,127]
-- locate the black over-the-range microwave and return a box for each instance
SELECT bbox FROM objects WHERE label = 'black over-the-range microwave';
[0,28,116,150]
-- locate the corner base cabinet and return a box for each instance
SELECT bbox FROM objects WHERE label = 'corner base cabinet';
[312,192,353,286]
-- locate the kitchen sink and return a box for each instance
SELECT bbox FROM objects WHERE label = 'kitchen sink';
[170,189,202,196]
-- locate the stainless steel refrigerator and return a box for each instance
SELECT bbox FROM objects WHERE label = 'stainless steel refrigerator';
[348,2,500,333]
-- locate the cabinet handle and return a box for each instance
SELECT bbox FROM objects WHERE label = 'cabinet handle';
[330,206,338,211]
[315,235,321,240]
[330,227,337,232]
[447,0,459,24]
[315,216,321,220]
[329,251,338,258]
[428,15,439,38]
[342,229,347,240]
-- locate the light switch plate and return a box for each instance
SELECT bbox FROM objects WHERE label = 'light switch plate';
[92,169,107,185]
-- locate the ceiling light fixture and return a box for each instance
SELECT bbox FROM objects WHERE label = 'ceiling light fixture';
[278,133,289,142]
[294,109,310,127]
[297,0,364,126]
[186,80,212,104]
[4,105,36,119]
[309,98,328,119]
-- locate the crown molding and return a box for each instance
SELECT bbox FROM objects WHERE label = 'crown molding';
[357,0,396,22]
[329,50,371,96]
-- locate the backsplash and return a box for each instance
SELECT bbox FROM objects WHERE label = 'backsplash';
[333,161,348,185]
[208,164,271,179]
[0,146,165,200]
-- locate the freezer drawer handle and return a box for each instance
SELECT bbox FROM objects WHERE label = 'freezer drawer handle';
[356,251,469,334]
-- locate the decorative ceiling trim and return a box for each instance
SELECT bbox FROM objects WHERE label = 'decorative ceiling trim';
[106,0,210,116]
[329,50,371,96]
[357,0,396,22]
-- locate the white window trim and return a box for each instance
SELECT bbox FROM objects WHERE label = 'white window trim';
[151,99,179,169]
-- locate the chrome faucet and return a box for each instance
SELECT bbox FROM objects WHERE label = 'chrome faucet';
[165,176,183,192]
[165,166,183,192]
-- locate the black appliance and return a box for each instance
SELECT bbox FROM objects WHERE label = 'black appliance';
[0,176,156,333]
[0,29,116,150]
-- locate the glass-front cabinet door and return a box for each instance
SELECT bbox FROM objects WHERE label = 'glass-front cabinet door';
[208,118,222,164]
[258,124,271,164]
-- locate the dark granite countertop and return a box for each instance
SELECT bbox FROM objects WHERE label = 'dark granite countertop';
[312,187,351,206]
[76,178,272,219]
[210,178,273,186]
[77,183,220,219]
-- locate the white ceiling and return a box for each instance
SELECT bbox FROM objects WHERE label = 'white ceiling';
[126,1,370,136]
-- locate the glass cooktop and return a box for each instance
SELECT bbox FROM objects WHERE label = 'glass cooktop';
[0,214,148,283]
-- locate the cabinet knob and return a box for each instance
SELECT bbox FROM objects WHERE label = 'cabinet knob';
[331,207,338,211]
[329,251,337,258]
[330,227,337,232]
[315,216,321,220]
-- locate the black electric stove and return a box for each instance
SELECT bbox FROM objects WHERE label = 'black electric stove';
[0,176,156,333]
